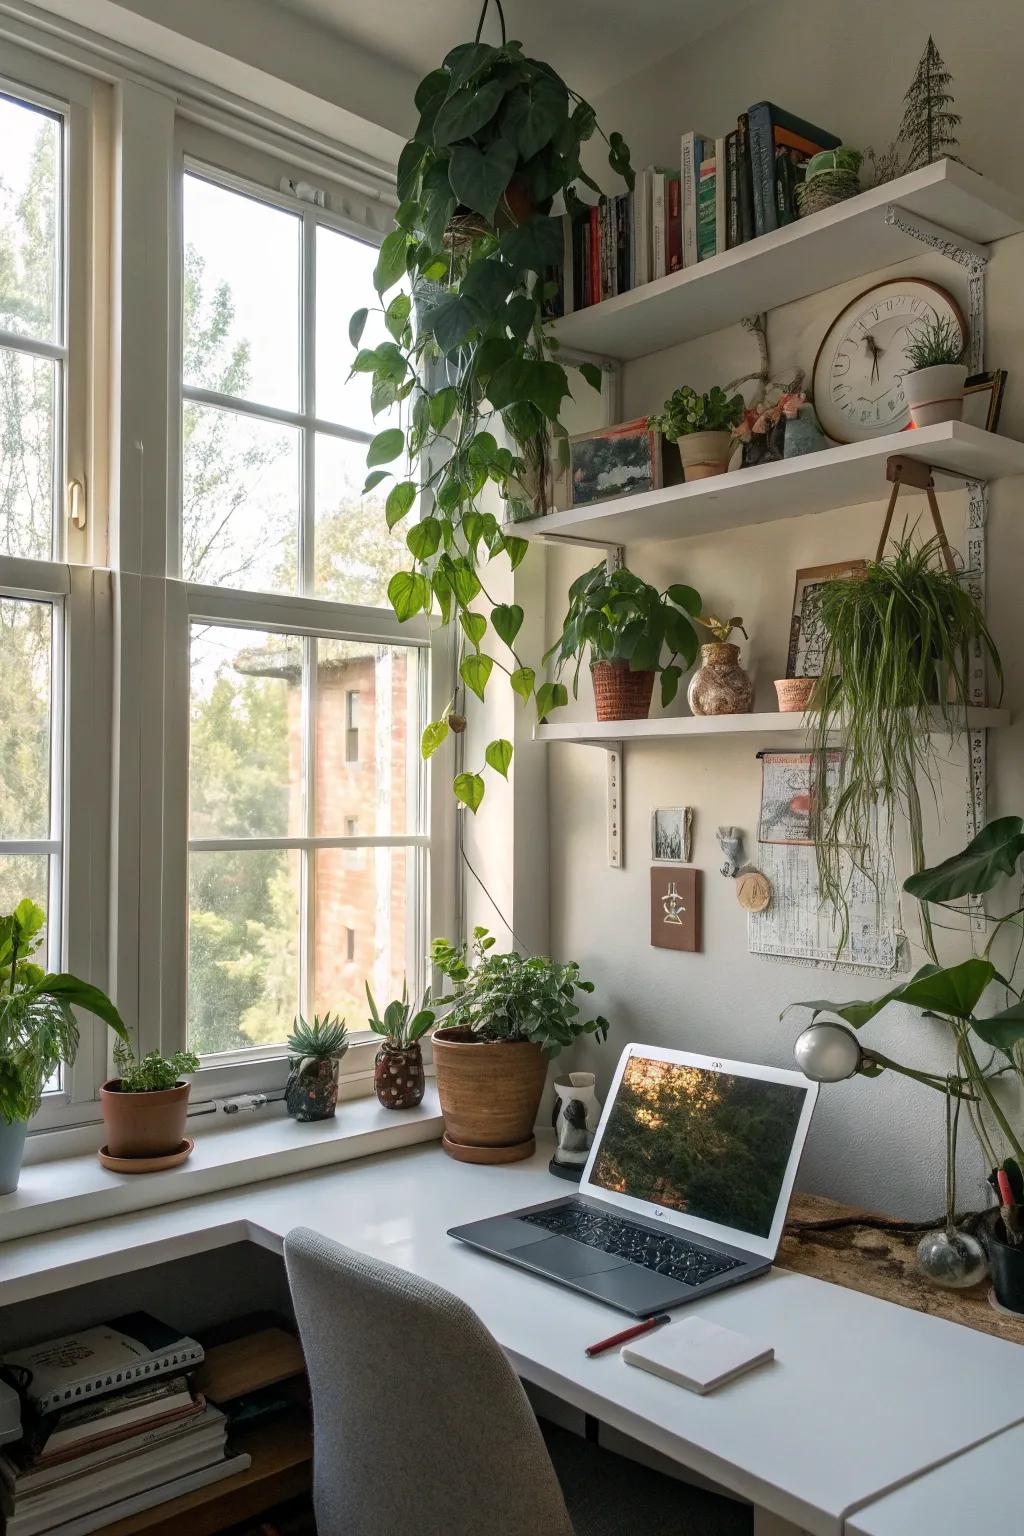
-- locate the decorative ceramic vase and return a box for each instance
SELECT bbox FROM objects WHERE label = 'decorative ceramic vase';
[904,363,967,428]
[374,1043,425,1111]
[431,1027,548,1164]
[550,1072,602,1182]
[688,643,754,716]
[285,1056,340,1123]
[100,1080,191,1159]
[0,1119,28,1195]
[783,404,829,457]
[591,659,654,722]
[916,1225,989,1289]
[774,677,816,712]
[678,430,731,481]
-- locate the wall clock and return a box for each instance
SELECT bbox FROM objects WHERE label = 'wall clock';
[811,280,966,443]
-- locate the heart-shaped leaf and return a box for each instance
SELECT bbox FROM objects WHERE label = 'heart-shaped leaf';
[367,428,405,468]
[485,738,513,779]
[396,138,428,198]
[427,294,475,354]
[453,771,485,814]
[385,481,417,529]
[387,570,430,621]
[349,308,368,347]
[433,76,511,148]
[510,665,535,703]
[373,230,408,296]
[501,78,565,161]
[460,611,487,647]
[499,214,564,273]
[421,718,449,761]
[363,470,390,494]
[972,1000,1024,1055]
[406,517,442,561]
[904,817,1024,903]
[384,292,411,341]
[535,681,568,719]
[491,603,524,647]
[578,360,603,392]
[429,386,459,432]
[449,139,518,225]
[460,652,494,701]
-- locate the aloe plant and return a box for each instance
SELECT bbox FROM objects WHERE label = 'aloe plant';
[287,1014,350,1066]
[366,980,434,1050]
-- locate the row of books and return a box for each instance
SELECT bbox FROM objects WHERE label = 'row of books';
[0,1314,248,1536]
[555,101,840,313]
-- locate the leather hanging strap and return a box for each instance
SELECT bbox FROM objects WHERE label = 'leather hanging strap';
[877,457,958,576]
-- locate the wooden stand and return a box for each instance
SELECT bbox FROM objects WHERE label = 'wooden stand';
[876,456,958,574]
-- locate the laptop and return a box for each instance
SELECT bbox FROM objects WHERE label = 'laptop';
[449,1044,819,1317]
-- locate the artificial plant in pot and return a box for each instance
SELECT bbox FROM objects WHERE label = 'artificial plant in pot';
[902,313,967,428]
[284,1014,349,1123]
[648,385,745,481]
[0,900,128,1193]
[367,981,433,1110]
[545,560,701,722]
[348,0,634,817]
[430,927,609,1163]
[101,1043,201,1159]
[688,615,753,716]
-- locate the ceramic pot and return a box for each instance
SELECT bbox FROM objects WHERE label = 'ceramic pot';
[550,1072,602,1181]
[774,677,816,712]
[904,363,967,428]
[100,1080,190,1159]
[679,430,731,480]
[374,1042,425,1110]
[688,643,754,716]
[285,1057,340,1123]
[591,660,655,722]
[432,1027,548,1163]
[985,1210,1024,1314]
[0,1119,28,1195]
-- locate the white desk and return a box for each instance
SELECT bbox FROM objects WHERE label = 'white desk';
[1,1138,1022,1536]
[847,1423,1024,1534]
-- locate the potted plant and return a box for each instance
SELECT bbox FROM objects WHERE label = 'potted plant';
[647,385,745,480]
[902,313,968,427]
[101,1043,201,1161]
[688,615,754,715]
[430,928,609,1163]
[367,981,433,1110]
[284,1014,349,1123]
[0,900,128,1193]
[545,560,701,721]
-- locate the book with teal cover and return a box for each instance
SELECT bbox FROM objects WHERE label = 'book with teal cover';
[697,159,717,261]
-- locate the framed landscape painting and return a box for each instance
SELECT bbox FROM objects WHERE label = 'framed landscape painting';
[569,418,661,506]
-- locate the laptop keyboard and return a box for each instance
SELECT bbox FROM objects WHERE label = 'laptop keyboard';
[523,1204,742,1287]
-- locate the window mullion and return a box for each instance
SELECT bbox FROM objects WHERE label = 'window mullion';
[301,207,316,599]
[299,634,317,1023]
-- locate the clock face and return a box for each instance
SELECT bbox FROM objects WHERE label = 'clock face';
[812,281,966,443]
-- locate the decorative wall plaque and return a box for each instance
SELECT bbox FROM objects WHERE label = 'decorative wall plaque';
[650,867,702,952]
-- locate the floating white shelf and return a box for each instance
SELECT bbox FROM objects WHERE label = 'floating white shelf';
[508,422,1024,547]
[551,160,1024,360]
[536,707,1010,746]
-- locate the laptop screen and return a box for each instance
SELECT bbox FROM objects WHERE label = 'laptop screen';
[587,1053,809,1240]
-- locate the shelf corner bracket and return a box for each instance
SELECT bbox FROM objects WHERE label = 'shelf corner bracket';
[883,203,988,371]
[606,743,623,869]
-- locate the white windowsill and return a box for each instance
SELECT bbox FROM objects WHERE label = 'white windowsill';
[0,1086,443,1245]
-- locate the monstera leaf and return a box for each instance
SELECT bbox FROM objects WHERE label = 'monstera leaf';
[904,817,1024,902]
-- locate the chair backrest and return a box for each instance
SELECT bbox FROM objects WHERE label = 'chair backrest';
[284,1226,574,1536]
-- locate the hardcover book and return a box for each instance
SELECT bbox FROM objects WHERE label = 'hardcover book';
[697,157,717,261]
[680,130,712,268]
[748,102,838,236]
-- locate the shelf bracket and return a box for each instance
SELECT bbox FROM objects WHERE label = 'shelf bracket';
[883,205,988,372]
[966,476,989,932]
[606,743,623,868]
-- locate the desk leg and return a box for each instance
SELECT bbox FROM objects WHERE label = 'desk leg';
[753,1510,808,1536]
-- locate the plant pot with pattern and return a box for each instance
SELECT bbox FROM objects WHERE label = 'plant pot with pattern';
[648,385,745,482]
[367,981,432,1110]
[101,1044,200,1161]
[430,931,610,1164]
[688,616,754,715]
[546,560,702,724]
[285,1014,349,1123]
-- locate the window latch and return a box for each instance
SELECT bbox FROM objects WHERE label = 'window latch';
[67,478,87,531]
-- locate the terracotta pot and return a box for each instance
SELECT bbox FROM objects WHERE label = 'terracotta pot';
[688,642,754,715]
[374,1042,426,1110]
[591,660,655,721]
[100,1079,190,1159]
[678,430,732,481]
[431,1027,548,1163]
[774,677,817,712]
[904,363,967,428]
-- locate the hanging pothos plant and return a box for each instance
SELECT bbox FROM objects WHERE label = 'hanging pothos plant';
[348,0,633,813]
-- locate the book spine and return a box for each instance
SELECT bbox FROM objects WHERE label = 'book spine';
[725,131,740,248]
[605,199,617,297]
[636,169,650,286]
[736,114,754,244]
[666,173,682,273]
[751,101,840,150]
[572,213,585,309]
[560,212,573,314]
[651,173,666,279]
[589,204,600,306]
[615,195,627,294]
[773,123,832,157]
[680,132,699,268]
[748,102,777,237]
[697,160,717,261]
[714,136,727,255]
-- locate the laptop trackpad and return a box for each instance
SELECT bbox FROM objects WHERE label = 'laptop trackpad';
[512,1234,626,1278]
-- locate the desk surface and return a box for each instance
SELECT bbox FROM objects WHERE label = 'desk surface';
[847,1422,1024,1535]
[2,1138,1023,1536]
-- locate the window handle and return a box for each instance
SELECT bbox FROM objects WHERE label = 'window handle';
[68,478,87,531]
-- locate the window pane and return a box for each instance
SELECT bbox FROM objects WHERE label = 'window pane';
[313,640,415,835]
[189,625,302,840]
[182,402,299,591]
[188,847,300,1055]
[312,846,413,1020]
[0,348,57,560]
[183,175,300,411]
[0,852,49,918]
[316,225,399,432]
[314,433,404,607]
[0,95,61,344]
[0,598,52,840]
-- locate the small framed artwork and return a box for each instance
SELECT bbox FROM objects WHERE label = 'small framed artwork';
[787,560,867,679]
[962,370,1007,433]
[651,806,693,863]
[650,867,702,952]
[569,417,661,507]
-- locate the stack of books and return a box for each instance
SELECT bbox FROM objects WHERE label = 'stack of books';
[0,1314,250,1536]
[553,101,840,313]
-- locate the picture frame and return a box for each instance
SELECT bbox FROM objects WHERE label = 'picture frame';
[651,806,693,863]
[962,370,1007,433]
[786,560,867,679]
[569,417,662,507]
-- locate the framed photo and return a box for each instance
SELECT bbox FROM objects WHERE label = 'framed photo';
[651,806,693,863]
[569,417,661,507]
[650,867,702,952]
[962,370,1007,433]
[786,560,866,679]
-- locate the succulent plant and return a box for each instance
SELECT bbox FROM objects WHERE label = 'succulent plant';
[366,980,434,1050]
[287,1013,349,1065]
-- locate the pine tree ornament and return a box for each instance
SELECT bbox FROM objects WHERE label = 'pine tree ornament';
[897,36,961,169]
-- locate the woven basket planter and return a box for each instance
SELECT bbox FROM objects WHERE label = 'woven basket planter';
[591,660,655,721]
[796,169,860,218]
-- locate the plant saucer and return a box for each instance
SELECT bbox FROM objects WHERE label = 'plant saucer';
[97,1138,194,1174]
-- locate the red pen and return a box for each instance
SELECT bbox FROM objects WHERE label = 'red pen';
[585,1313,671,1358]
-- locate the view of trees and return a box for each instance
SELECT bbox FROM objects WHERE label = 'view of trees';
[591,1058,807,1237]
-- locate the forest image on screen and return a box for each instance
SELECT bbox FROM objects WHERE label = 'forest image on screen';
[590,1058,806,1237]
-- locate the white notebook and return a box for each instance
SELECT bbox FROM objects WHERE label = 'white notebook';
[622,1316,774,1395]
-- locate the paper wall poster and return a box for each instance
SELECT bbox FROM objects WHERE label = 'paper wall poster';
[786,561,866,679]
[758,750,840,846]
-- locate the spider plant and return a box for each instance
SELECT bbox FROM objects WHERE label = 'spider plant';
[809,531,1001,957]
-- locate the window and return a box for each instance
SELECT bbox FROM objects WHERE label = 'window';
[345,926,355,964]
[345,688,360,763]
[343,818,362,871]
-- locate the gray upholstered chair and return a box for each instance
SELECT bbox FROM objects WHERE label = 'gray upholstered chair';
[284,1226,751,1536]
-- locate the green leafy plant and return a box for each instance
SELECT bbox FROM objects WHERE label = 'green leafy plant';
[348,1,633,814]
[0,900,129,1124]
[432,927,609,1056]
[904,312,965,371]
[112,1042,200,1094]
[695,613,748,644]
[286,1014,350,1067]
[366,981,434,1049]
[647,385,745,440]
[544,561,702,709]
[809,533,1001,954]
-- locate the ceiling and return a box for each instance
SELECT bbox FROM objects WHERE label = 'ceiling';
[271,0,754,99]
